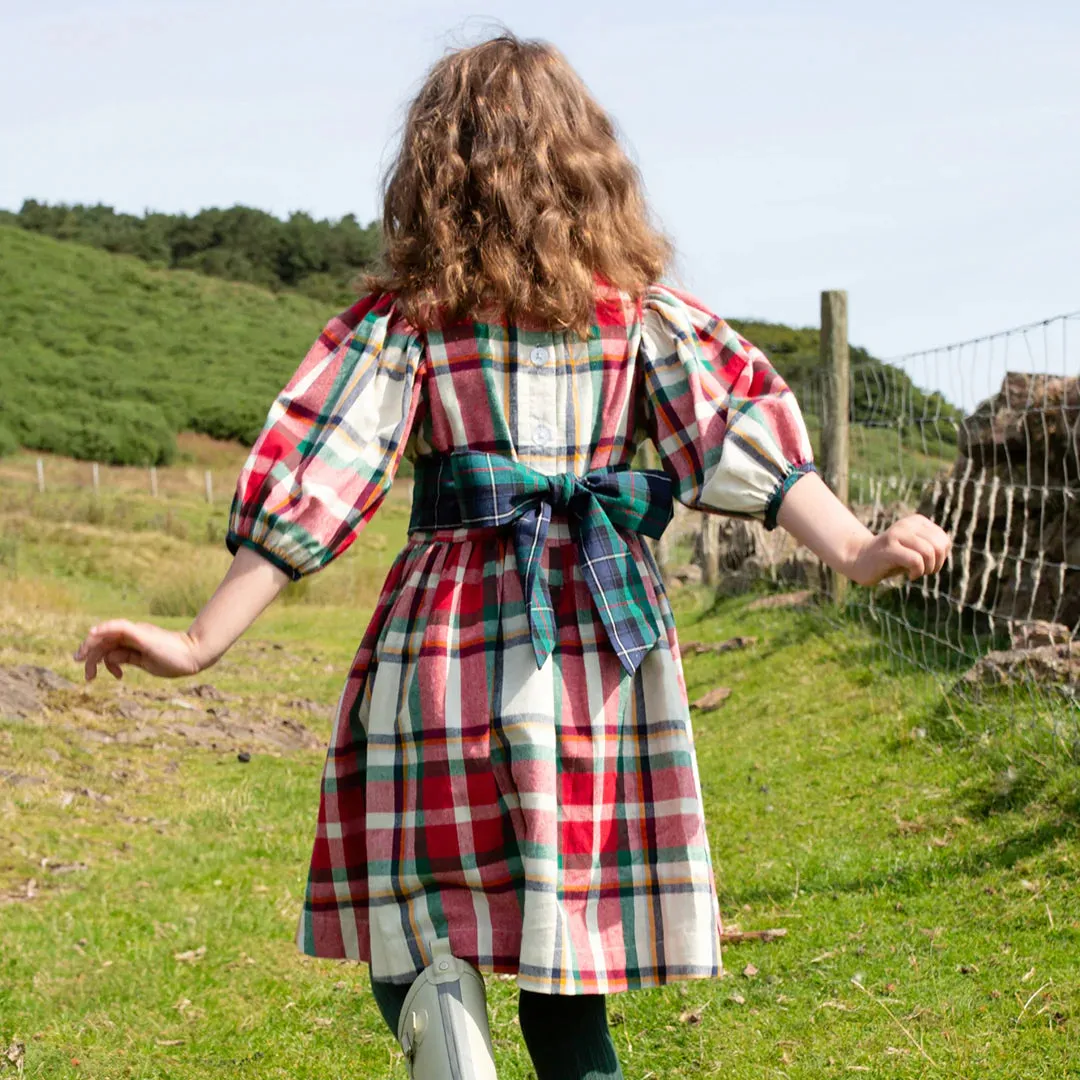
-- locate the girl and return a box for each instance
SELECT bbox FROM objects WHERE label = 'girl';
[75,33,950,1080]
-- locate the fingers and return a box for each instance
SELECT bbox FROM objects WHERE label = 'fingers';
[104,648,145,680]
[908,515,952,576]
[83,636,123,682]
[928,523,951,574]
[74,620,144,682]
[888,515,952,582]
[886,541,926,582]
[905,534,938,579]
[74,619,141,660]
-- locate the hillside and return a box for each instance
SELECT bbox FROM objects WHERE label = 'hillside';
[0,223,960,471]
[0,226,329,464]
[730,318,963,438]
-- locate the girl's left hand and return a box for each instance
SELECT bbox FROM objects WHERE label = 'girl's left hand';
[74,620,204,682]
[847,514,952,587]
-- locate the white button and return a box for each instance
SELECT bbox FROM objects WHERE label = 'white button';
[535,422,552,446]
[530,346,548,367]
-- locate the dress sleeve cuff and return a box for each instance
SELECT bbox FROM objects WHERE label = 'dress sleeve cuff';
[764,463,817,532]
[225,532,305,581]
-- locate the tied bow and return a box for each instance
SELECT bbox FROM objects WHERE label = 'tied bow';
[416,451,674,676]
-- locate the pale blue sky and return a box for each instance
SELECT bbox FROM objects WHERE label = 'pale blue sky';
[2,0,1078,403]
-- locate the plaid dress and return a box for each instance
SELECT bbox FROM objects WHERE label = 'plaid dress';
[227,284,815,995]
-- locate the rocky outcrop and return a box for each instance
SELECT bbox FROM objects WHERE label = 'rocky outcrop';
[917,372,1080,637]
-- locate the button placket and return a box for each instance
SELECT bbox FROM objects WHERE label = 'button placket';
[519,337,558,460]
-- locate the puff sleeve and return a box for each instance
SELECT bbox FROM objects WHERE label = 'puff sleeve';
[639,284,815,530]
[226,293,425,578]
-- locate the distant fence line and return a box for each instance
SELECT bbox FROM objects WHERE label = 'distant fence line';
[29,457,218,504]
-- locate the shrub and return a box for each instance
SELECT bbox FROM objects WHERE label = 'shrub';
[0,393,177,466]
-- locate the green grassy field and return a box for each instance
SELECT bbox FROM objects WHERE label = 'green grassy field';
[1,463,1076,1079]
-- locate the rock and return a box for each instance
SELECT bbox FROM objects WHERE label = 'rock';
[682,636,757,654]
[693,518,825,595]
[0,769,46,786]
[669,564,703,585]
[166,698,200,712]
[184,684,228,700]
[854,500,916,534]
[959,641,1080,688]
[690,686,732,712]
[1011,621,1072,649]
[958,373,1080,471]
[746,590,816,611]
[4,1039,26,1069]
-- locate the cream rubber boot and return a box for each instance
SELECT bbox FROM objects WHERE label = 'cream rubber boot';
[396,939,497,1080]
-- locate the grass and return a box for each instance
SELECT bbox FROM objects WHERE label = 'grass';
[1,461,1077,1079]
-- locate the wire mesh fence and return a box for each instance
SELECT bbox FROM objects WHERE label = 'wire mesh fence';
[829,310,1080,737]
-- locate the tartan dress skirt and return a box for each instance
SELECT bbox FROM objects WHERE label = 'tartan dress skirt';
[226,284,816,994]
[298,519,723,994]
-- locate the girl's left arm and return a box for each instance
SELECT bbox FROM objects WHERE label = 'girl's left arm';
[75,546,289,681]
[775,470,950,586]
[638,286,950,586]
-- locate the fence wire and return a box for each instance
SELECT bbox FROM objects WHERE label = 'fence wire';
[821,310,1080,741]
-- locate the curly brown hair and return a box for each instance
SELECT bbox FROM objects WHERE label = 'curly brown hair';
[365,33,671,333]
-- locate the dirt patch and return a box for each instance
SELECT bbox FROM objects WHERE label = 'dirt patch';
[0,665,76,719]
[0,665,325,755]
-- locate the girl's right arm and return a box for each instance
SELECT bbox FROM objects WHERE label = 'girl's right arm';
[76,295,427,685]
[74,547,289,682]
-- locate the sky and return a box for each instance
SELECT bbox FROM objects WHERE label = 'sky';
[1,0,1078,404]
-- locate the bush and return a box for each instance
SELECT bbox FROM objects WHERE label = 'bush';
[0,423,17,457]
[13,199,381,305]
[0,392,177,466]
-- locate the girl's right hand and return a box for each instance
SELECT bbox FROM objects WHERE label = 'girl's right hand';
[74,620,205,682]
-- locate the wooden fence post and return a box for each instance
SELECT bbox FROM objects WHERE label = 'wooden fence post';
[204,470,214,505]
[820,290,851,605]
[36,458,45,494]
[700,518,720,586]
[92,462,100,495]
[150,466,158,498]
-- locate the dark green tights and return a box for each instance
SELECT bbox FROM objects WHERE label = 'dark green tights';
[371,977,623,1080]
